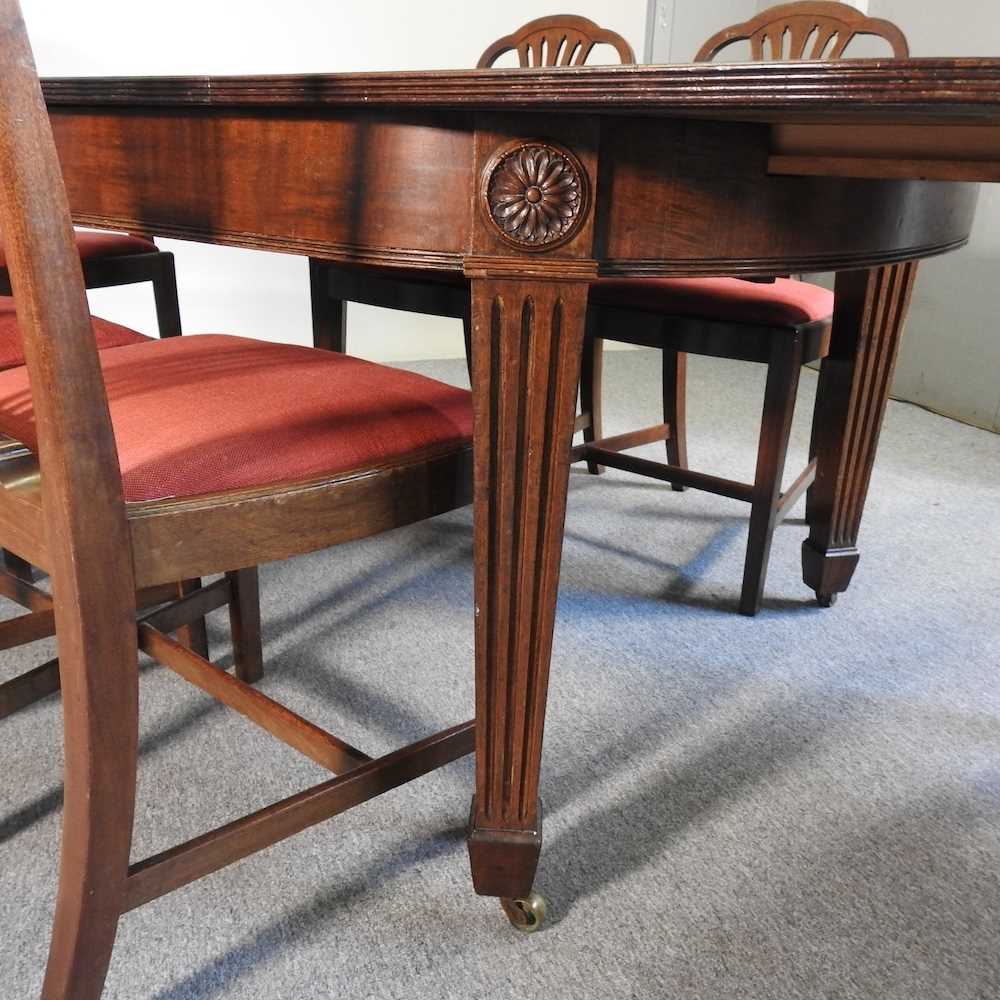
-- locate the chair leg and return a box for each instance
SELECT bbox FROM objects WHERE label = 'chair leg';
[227,568,263,684]
[662,349,688,491]
[42,596,138,999]
[462,310,473,381]
[579,326,604,475]
[175,578,209,659]
[151,251,182,339]
[308,258,347,352]
[740,338,803,616]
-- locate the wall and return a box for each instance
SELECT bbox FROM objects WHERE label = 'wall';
[650,0,999,433]
[867,0,1000,432]
[21,0,648,361]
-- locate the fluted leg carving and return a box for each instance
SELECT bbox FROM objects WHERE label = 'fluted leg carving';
[804,263,918,604]
[467,276,589,898]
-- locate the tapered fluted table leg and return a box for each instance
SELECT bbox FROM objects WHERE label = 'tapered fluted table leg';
[804,263,919,605]
[466,275,590,900]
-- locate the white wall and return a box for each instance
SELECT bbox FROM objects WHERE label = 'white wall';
[867,0,1000,432]
[650,0,999,433]
[22,0,648,361]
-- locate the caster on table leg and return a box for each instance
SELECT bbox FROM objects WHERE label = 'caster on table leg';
[816,591,838,608]
[501,892,547,933]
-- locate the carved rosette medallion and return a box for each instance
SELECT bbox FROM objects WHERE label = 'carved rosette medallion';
[482,141,589,251]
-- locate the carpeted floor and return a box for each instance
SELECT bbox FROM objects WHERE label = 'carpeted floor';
[2,350,998,1000]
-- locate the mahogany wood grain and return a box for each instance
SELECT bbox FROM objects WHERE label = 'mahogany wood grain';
[47,110,978,279]
[464,112,599,899]
[803,263,919,604]
[0,6,140,994]
[467,271,591,896]
[39,61,1000,127]
[770,122,1000,181]
[0,445,473,589]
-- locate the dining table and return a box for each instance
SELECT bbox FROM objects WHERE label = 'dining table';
[41,57,1000,909]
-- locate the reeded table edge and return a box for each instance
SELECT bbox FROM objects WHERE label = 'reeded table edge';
[41,59,1000,124]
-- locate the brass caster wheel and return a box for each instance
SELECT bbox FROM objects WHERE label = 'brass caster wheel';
[816,591,838,608]
[501,892,547,933]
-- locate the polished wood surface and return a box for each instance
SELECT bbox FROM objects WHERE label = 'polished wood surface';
[803,262,919,604]
[38,59,1000,124]
[17,7,1000,985]
[47,108,979,277]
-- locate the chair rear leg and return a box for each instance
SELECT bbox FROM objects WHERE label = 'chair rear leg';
[176,579,209,659]
[151,251,182,339]
[42,598,138,1000]
[663,349,688,491]
[579,325,604,475]
[462,311,473,381]
[740,338,803,616]
[227,568,263,683]
[309,258,347,352]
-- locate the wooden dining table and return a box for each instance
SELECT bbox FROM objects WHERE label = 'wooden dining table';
[41,57,1000,909]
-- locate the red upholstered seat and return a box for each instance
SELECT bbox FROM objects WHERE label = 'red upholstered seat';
[0,334,473,503]
[0,229,158,269]
[589,276,834,327]
[0,296,150,371]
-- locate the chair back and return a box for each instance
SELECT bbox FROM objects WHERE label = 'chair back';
[695,1,908,62]
[0,0,134,614]
[477,14,635,68]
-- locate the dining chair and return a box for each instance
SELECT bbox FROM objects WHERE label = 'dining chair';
[0,4,480,994]
[574,1,909,615]
[0,231,182,337]
[0,296,209,653]
[0,232,181,372]
[0,300,225,720]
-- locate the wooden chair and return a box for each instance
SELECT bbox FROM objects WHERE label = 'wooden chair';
[0,3,476,995]
[0,108,183,593]
[0,231,181,337]
[574,1,909,615]
[0,305,219,718]
[305,15,635,359]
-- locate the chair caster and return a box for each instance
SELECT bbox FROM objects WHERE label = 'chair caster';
[816,591,838,608]
[501,892,547,933]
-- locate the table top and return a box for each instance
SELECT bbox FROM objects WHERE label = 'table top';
[40,58,1000,125]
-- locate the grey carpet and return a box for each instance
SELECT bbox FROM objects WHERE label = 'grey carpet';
[1,349,998,1000]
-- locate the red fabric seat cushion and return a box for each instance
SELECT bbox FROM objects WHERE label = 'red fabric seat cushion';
[0,334,473,503]
[0,230,158,268]
[589,276,834,327]
[0,296,150,371]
